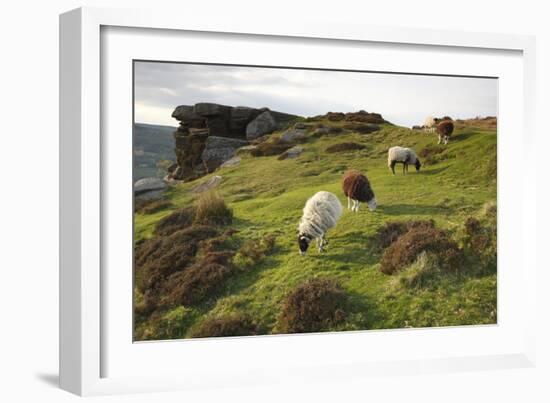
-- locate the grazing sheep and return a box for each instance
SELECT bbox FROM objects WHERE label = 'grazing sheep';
[424,116,436,133]
[387,146,421,175]
[298,191,343,255]
[436,120,454,145]
[342,170,377,212]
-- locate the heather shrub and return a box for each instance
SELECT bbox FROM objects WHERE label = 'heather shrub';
[234,234,277,268]
[189,314,259,338]
[374,220,435,249]
[160,250,235,307]
[135,198,172,215]
[276,278,348,333]
[250,139,295,157]
[380,226,463,275]
[326,142,366,153]
[462,204,497,274]
[154,206,195,236]
[134,225,219,314]
[326,112,345,121]
[138,306,197,341]
[328,126,344,134]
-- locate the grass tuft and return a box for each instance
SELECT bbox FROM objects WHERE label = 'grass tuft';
[194,192,233,226]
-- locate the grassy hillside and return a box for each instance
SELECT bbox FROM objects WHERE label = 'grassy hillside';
[134,120,497,340]
[134,123,176,181]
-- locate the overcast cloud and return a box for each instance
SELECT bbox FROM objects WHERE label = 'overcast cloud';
[134,61,497,128]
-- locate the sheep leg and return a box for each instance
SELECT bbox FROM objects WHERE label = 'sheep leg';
[318,236,326,253]
[355,200,360,212]
[438,135,442,145]
[403,163,406,175]
[347,196,351,210]
[390,161,396,175]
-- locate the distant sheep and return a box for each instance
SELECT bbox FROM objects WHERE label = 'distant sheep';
[424,116,436,133]
[436,120,454,145]
[388,146,421,175]
[342,170,377,212]
[298,191,343,255]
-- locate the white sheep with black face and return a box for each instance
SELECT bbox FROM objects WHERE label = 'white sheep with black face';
[298,191,343,255]
[388,146,422,175]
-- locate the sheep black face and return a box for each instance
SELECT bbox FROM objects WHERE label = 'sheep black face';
[367,196,378,212]
[298,234,312,256]
[415,159,422,171]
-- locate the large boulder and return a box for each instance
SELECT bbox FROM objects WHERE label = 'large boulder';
[134,177,167,200]
[230,107,262,135]
[201,136,248,172]
[246,111,277,140]
[280,129,306,143]
[134,177,166,194]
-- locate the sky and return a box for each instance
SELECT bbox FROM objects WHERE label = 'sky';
[134,61,498,128]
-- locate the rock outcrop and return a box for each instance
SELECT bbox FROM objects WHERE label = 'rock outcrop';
[344,110,386,124]
[167,103,298,181]
[309,110,388,125]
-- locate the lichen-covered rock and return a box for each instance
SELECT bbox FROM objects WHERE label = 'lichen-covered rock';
[236,145,259,155]
[280,129,306,143]
[192,175,223,193]
[134,177,166,194]
[278,145,304,160]
[220,155,241,168]
[134,177,167,200]
[246,111,277,140]
[230,107,262,135]
[201,136,248,172]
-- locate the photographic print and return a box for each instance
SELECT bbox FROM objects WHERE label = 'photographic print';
[133,61,497,341]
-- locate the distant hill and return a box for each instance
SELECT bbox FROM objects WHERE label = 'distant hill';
[134,123,176,181]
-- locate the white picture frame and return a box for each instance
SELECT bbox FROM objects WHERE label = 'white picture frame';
[60,6,538,396]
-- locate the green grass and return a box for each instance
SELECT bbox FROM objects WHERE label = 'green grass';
[134,121,497,339]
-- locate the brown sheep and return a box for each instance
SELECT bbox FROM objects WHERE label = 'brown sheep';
[342,170,377,212]
[437,120,454,145]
